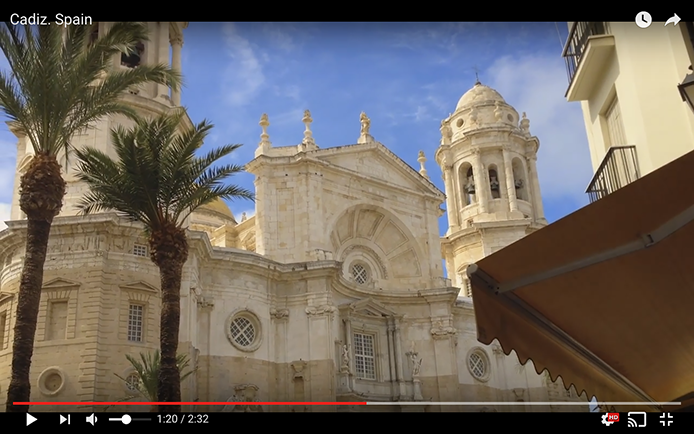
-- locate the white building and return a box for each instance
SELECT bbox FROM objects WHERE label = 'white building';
[0,22,588,412]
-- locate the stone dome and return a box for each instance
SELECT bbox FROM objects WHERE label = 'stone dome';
[199,198,235,221]
[456,82,506,111]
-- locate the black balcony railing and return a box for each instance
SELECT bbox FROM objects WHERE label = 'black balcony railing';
[586,146,640,203]
[562,22,610,88]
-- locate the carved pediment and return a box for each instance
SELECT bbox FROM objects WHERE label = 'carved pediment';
[341,298,397,318]
[0,292,14,303]
[119,281,159,293]
[42,278,81,290]
[313,143,444,198]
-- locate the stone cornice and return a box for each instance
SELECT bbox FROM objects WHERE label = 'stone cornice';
[246,142,444,201]
[0,227,24,257]
[333,274,459,305]
[187,231,342,281]
[316,141,443,197]
[3,213,146,237]
[441,219,533,247]
[417,288,460,305]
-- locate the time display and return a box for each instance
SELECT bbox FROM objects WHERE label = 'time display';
[158,414,209,424]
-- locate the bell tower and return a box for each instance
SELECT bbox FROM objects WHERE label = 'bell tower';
[9,22,188,221]
[435,82,547,295]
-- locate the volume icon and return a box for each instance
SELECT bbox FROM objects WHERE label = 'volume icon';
[86,413,97,425]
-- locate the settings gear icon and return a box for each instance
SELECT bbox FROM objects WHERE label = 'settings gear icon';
[602,414,615,426]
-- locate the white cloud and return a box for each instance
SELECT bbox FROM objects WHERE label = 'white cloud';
[261,24,299,52]
[274,84,301,101]
[485,54,593,204]
[383,23,478,53]
[221,24,265,107]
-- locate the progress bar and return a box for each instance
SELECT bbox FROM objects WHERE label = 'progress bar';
[365,402,681,406]
[15,401,681,406]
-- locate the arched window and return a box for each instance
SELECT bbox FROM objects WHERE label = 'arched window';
[122,42,145,68]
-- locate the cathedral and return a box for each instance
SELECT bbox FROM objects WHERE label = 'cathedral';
[0,22,589,412]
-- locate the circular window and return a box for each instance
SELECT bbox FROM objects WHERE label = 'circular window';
[125,373,141,394]
[37,367,66,396]
[467,349,490,381]
[456,118,464,128]
[507,114,514,123]
[351,263,369,285]
[226,310,262,352]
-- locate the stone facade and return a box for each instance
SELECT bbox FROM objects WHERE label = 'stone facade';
[0,24,588,412]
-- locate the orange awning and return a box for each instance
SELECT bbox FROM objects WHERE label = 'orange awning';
[467,150,694,412]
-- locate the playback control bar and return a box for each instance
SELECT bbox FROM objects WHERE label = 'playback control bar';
[15,411,693,427]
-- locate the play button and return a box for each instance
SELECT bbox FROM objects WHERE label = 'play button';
[26,413,37,426]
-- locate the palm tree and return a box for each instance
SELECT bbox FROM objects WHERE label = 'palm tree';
[73,110,254,412]
[112,350,195,412]
[0,22,181,412]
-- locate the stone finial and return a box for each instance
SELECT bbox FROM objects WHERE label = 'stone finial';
[357,111,374,144]
[360,112,370,135]
[440,118,453,145]
[302,109,315,147]
[520,112,530,134]
[259,114,271,146]
[241,212,247,222]
[417,150,428,179]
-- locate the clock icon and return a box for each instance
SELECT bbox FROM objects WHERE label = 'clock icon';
[636,11,652,28]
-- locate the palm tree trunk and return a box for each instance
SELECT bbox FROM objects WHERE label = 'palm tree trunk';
[6,219,52,412]
[6,153,65,413]
[150,224,188,413]
[157,261,183,412]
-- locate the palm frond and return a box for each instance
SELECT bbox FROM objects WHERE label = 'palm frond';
[113,350,196,402]
[74,111,254,231]
[0,21,181,164]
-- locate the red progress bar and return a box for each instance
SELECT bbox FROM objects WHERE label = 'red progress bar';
[15,402,367,405]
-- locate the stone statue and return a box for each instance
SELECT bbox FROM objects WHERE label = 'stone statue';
[520,112,530,133]
[342,344,350,367]
[412,357,422,377]
[440,119,452,141]
[360,112,371,135]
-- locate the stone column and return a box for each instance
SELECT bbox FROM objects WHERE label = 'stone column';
[393,319,407,397]
[526,155,546,222]
[170,34,183,106]
[472,150,488,213]
[343,318,352,372]
[502,147,519,212]
[386,320,399,400]
[442,161,458,230]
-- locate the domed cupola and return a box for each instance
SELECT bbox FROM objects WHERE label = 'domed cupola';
[446,81,522,141]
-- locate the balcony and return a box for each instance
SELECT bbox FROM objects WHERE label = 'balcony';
[562,22,615,101]
[586,146,640,203]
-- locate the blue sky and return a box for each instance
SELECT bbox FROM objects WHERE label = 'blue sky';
[0,22,594,236]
